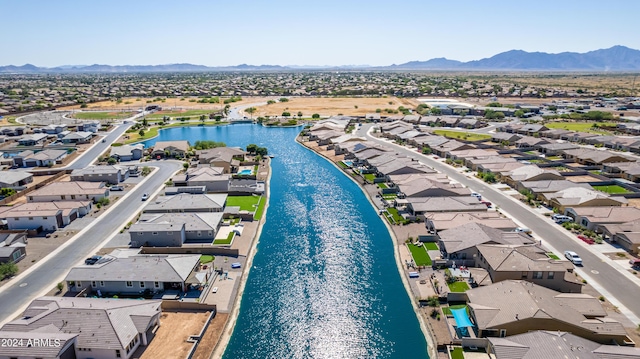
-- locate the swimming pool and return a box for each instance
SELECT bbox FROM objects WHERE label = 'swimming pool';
[238,169,253,175]
[342,160,354,167]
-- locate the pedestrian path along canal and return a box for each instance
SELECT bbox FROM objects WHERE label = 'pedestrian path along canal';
[143,124,428,359]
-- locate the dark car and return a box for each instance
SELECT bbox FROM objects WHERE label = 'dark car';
[85,255,102,265]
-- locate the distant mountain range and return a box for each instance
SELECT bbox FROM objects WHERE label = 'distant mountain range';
[3,46,640,73]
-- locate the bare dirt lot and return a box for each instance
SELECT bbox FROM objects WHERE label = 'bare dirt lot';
[254,97,420,117]
[60,97,275,111]
[60,96,421,117]
[192,313,228,359]
[138,310,213,359]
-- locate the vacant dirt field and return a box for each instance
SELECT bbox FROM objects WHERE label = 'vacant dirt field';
[60,97,275,111]
[254,97,420,117]
[192,313,228,359]
[138,310,212,359]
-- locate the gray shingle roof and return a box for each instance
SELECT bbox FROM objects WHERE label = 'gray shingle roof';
[2,296,161,351]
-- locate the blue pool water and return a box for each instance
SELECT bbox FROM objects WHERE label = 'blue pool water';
[238,169,252,175]
[141,124,428,359]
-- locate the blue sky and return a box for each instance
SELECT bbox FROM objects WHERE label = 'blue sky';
[2,0,639,67]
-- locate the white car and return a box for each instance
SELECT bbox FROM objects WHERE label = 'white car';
[212,287,218,293]
[564,251,583,266]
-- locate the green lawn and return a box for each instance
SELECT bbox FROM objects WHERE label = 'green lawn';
[386,207,407,224]
[338,161,349,169]
[124,127,159,144]
[545,121,617,134]
[214,232,235,245]
[377,183,388,189]
[226,195,261,211]
[71,111,135,120]
[382,194,397,200]
[546,156,562,160]
[442,304,467,316]
[450,348,464,359]
[546,253,560,260]
[407,243,432,266]
[199,255,214,264]
[448,281,470,292]
[147,109,214,119]
[433,130,491,142]
[363,173,376,182]
[593,185,631,194]
[424,242,439,250]
[254,196,266,220]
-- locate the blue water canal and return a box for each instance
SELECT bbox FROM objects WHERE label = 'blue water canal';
[142,124,428,359]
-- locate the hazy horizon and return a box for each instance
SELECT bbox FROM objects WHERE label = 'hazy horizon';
[3,0,639,67]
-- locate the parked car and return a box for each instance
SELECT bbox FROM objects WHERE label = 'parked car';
[141,193,149,201]
[564,250,583,266]
[554,215,573,224]
[629,258,640,269]
[514,227,532,235]
[110,185,124,191]
[481,201,492,208]
[471,192,482,200]
[85,255,102,265]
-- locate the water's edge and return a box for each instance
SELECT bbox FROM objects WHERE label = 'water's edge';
[294,136,435,358]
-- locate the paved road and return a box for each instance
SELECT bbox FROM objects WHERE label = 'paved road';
[67,121,135,169]
[357,124,640,321]
[0,160,182,325]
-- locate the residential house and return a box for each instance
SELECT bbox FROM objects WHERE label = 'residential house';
[466,280,631,345]
[197,147,246,173]
[475,244,582,292]
[401,196,488,218]
[1,201,91,230]
[0,331,78,359]
[545,187,627,213]
[457,118,484,129]
[175,167,230,192]
[18,134,48,146]
[313,130,343,145]
[488,331,640,359]
[431,140,475,157]
[151,140,190,159]
[42,123,68,134]
[476,161,525,176]
[331,135,367,153]
[538,142,580,155]
[0,231,27,264]
[0,171,33,188]
[77,120,100,133]
[540,128,572,139]
[397,178,470,198]
[143,193,227,213]
[519,180,592,200]
[2,296,162,359]
[438,117,459,127]
[64,251,201,294]
[562,148,634,166]
[602,161,640,182]
[490,132,521,145]
[564,132,599,143]
[516,124,548,136]
[424,212,517,232]
[228,178,265,195]
[365,113,381,121]
[515,136,550,149]
[498,123,524,134]
[61,131,93,144]
[565,206,640,231]
[437,222,535,261]
[17,149,67,167]
[110,144,144,161]
[71,165,128,184]
[374,158,434,178]
[600,221,640,254]
[130,212,223,246]
[503,165,564,189]
[402,115,421,124]
[27,181,109,203]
